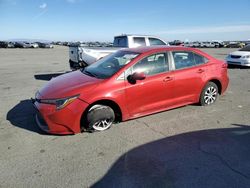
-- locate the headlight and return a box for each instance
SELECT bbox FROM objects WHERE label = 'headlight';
[40,95,79,110]
[242,55,250,59]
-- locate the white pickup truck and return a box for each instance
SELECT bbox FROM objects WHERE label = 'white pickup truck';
[69,34,168,70]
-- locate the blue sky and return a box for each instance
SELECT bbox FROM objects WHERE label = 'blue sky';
[1,0,250,42]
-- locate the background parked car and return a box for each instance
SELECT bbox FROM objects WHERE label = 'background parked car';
[14,42,30,48]
[169,40,184,46]
[55,41,63,45]
[7,42,15,48]
[63,42,70,46]
[202,42,215,48]
[37,42,53,48]
[0,41,8,48]
[213,41,224,48]
[199,42,206,48]
[23,42,33,48]
[190,42,201,48]
[225,42,245,48]
[30,42,39,48]
[225,44,250,66]
[69,34,168,70]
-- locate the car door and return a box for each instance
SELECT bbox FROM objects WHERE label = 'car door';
[171,51,208,104]
[124,52,175,117]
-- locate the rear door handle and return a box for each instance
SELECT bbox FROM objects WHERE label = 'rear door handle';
[197,69,205,73]
[163,76,173,82]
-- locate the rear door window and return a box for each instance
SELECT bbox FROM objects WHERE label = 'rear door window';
[133,37,146,47]
[172,51,208,69]
[172,51,196,69]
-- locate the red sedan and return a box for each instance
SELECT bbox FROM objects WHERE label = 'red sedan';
[33,46,229,134]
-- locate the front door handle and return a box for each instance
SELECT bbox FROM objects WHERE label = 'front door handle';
[163,76,173,82]
[197,69,205,73]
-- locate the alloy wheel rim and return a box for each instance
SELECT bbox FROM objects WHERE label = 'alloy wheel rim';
[92,119,112,131]
[204,86,217,104]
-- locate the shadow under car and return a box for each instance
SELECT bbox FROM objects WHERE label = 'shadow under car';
[6,99,45,134]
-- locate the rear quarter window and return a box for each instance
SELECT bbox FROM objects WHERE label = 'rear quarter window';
[149,38,166,45]
[193,53,208,65]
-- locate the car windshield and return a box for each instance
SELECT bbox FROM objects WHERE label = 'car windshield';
[82,51,140,79]
[239,45,250,52]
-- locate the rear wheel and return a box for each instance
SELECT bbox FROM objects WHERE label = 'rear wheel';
[200,82,218,106]
[86,104,115,131]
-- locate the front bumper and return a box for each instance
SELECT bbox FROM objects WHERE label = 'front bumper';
[32,98,89,135]
[69,59,88,70]
[35,112,50,133]
[226,58,250,67]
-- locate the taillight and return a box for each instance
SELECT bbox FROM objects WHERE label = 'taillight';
[219,60,228,68]
[222,63,228,68]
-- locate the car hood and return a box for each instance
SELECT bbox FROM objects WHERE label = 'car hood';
[38,70,102,99]
[230,51,250,56]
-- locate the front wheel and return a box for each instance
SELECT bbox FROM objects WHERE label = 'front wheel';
[86,105,115,131]
[200,82,218,106]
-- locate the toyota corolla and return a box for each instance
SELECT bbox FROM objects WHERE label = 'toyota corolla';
[33,46,229,134]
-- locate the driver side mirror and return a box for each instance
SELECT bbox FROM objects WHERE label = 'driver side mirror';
[127,72,146,84]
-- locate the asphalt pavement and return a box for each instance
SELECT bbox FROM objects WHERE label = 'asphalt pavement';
[0,46,250,188]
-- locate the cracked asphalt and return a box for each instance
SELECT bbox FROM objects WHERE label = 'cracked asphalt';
[0,46,250,188]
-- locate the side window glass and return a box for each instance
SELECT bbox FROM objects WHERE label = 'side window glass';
[172,51,196,70]
[133,37,146,47]
[132,53,169,76]
[193,53,208,65]
[113,37,128,47]
[149,38,166,45]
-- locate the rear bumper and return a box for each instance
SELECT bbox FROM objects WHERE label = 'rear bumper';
[221,75,229,95]
[69,59,88,70]
[33,98,89,135]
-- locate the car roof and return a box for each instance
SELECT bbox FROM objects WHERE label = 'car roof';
[121,46,214,60]
[114,34,163,38]
[121,45,198,54]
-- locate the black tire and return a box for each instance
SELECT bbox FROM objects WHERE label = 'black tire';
[199,82,219,106]
[86,105,115,131]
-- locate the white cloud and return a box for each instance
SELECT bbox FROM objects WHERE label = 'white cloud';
[34,3,48,20]
[39,3,47,9]
[157,25,250,35]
